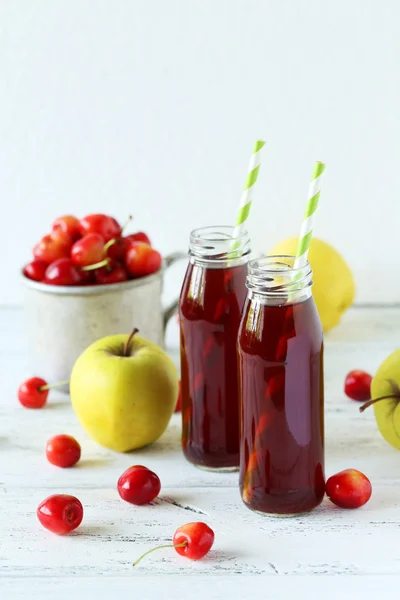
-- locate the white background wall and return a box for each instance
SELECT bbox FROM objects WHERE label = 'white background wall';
[0,0,399,305]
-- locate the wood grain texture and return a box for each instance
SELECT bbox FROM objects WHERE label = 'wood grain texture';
[1,306,400,599]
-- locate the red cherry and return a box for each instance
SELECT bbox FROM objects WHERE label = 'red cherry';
[51,229,73,245]
[173,522,215,560]
[174,381,181,412]
[71,233,105,267]
[52,215,81,241]
[23,260,48,282]
[37,494,83,535]
[77,268,94,285]
[326,469,372,509]
[46,435,81,468]
[105,238,127,261]
[125,243,162,278]
[79,214,121,242]
[133,522,214,566]
[44,258,85,286]
[125,232,151,247]
[94,260,128,285]
[118,465,161,505]
[33,231,72,265]
[18,377,49,408]
[344,370,372,401]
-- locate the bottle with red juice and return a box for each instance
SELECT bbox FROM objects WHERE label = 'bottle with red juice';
[238,255,324,515]
[179,226,250,471]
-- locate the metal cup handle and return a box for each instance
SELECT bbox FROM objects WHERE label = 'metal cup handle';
[163,252,188,331]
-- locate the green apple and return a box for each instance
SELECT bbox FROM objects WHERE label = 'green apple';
[361,349,400,450]
[70,330,179,452]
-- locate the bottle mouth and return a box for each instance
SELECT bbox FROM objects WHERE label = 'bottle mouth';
[246,255,312,295]
[189,226,251,264]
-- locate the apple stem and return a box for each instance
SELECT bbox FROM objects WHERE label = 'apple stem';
[359,394,400,413]
[132,542,187,567]
[81,259,110,271]
[39,380,70,392]
[124,328,139,357]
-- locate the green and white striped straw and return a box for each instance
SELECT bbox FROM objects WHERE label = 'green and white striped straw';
[232,139,266,239]
[294,161,326,269]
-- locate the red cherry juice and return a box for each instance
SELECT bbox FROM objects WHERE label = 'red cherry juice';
[238,296,324,514]
[179,262,248,470]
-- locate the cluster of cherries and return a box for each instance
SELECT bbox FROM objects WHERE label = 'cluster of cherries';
[38,437,213,564]
[22,213,162,286]
[19,377,191,565]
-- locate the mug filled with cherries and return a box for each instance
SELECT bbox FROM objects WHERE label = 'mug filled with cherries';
[22,213,185,385]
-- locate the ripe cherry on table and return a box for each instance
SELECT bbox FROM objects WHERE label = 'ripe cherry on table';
[133,522,215,566]
[326,469,372,509]
[18,377,49,408]
[37,494,84,535]
[46,435,81,468]
[118,465,161,505]
[18,377,69,408]
[344,369,372,401]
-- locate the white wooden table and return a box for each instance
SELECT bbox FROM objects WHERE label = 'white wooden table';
[1,306,400,599]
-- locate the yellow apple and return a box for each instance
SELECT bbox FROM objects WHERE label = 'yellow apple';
[363,349,400,450]
[70,330,179,452]
[269,237,355,331]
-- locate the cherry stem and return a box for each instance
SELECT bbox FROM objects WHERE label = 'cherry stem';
[103,238,117,256]
[121,214,133,233]
[81,258,110,271]
[123,328,139,357]
[39,380,70,392]
[132,542,187,567]
[359,394,400,413]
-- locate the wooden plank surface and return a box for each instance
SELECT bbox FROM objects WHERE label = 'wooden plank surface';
[1,306,400,598]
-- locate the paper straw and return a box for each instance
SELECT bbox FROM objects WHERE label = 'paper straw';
[293,161,325,268]
[232,140,266,239]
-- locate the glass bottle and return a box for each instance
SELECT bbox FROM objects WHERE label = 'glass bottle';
[238,255,324,514]
[179,226,251,471]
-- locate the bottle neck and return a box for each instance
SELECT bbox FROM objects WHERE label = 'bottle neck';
[189,225,251,269]
[246,255,313,305]
[247,287,312,305]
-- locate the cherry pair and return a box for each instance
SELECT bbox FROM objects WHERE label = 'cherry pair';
[37,465,161,536]
[117,466,214,565]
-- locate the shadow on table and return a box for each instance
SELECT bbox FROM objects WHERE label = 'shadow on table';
[127,421,182,456]
[43,398,72,410]
[70,524,113,537]
[76,457,115,469]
